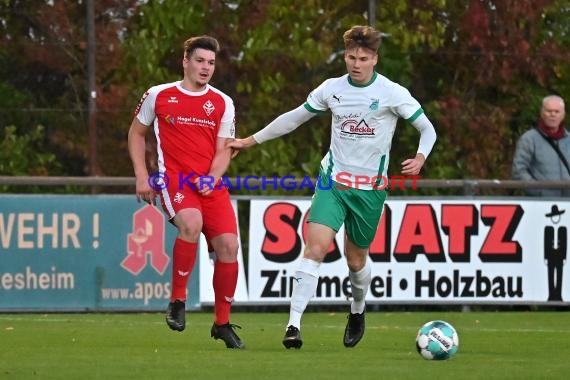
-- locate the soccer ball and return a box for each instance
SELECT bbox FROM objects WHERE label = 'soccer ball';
[415,320,459,360]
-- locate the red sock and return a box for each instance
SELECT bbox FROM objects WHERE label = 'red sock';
[170,238,197,302]
[213,261,238,325]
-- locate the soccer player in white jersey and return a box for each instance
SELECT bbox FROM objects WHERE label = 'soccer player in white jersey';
[228,25,437,348]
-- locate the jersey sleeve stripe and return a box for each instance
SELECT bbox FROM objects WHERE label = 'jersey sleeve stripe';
[304,102,327,114]
[406,107,424,122]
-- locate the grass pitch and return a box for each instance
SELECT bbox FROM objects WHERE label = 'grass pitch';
[1,311,569,379]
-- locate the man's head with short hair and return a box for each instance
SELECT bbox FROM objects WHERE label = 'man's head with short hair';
[184,35,220,59]
[342,26,381,85]
[541,95,566,130]
[181,36,220,91]
[343,26,382,53]
[542,95,565,110]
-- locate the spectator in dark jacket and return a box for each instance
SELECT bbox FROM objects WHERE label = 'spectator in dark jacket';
[512,95,570,197]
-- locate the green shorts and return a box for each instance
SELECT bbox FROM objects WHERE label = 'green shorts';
[308,174,387,248]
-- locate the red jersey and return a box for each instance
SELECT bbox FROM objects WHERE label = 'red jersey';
[134,81,235,179]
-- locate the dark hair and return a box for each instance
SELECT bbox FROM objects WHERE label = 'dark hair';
[183,35,220,58]
[343,25,381,52]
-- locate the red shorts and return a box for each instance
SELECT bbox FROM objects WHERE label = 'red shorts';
[160,186,237,242]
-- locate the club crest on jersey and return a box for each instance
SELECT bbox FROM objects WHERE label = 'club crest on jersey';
[173,192,185,203]
[203,100,215,116]
[369,99,379,110]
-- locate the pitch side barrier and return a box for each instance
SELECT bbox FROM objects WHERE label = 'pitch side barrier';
[0,177,569,311]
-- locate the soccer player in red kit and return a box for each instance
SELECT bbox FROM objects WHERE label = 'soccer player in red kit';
[128,35,244,349]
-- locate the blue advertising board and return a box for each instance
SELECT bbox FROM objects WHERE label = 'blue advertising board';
[0,195,199,311]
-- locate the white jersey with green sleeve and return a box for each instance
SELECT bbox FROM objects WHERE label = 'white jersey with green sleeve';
[305,71,424,190]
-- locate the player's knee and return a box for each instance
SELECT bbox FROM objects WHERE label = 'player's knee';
[176,223,202,241]
[213,236,239,261]
[222,238,239,255]
[345,248,368,271]
[303,244,328,261]
[346,256,366,272]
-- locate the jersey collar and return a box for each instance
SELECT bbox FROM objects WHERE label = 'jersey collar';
[176,81,210,96]
[347,71,378,88]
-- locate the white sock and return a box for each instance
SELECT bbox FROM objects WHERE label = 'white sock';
[349,258,371,314]
[287,258,320,330]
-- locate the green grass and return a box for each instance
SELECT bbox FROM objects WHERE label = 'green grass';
[1,311,570,379]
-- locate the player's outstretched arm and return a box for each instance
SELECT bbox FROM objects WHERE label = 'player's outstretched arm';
[226,135,258,151]
[226,105,315,152]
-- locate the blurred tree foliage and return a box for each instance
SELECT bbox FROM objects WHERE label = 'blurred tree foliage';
[0,0,568,195]
[415,0,570,179]
[0,125,61,192]
[0,125,60,175]
[0,0,137,176]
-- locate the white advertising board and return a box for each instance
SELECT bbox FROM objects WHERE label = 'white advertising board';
[246,199,569,305]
